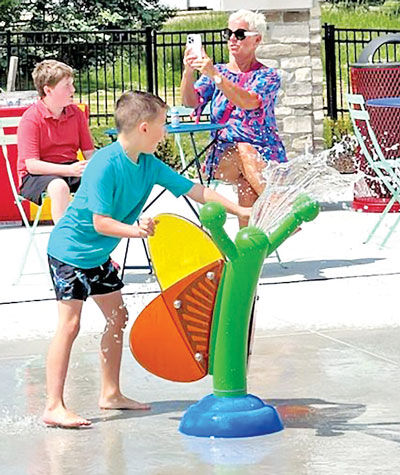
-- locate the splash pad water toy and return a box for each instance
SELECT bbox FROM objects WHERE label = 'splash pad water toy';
[129,194,319,438]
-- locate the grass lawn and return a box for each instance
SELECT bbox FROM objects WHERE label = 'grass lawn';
[321,3,400,29]
[161,5,400,32]
[162,12,228,31]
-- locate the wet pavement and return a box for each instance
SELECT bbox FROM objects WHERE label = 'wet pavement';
[1,185,400,474]
[1,328,399,475]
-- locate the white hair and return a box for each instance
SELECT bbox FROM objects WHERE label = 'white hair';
[229,9,267,39]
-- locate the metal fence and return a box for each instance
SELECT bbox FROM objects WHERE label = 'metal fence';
[323,23,400,119]
[3,25,400,124]
[0,28,228,124]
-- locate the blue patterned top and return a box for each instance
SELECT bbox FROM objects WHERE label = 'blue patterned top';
[195,63,286,171]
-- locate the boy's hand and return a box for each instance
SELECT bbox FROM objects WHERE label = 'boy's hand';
[135,217,155,238]
[68,161,87,177]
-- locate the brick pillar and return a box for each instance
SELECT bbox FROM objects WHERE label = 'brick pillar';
[256,0,324,158]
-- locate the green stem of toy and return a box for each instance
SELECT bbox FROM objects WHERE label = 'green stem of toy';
[211,248,265,397]
[201,214,238,261]
[267,194,320,255]
[200,203,269,397]
[267,214,301,256]
[199,198,319,398]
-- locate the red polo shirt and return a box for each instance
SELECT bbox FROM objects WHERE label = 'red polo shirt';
[17,100,94,187]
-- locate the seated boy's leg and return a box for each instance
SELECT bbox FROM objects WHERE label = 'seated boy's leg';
[92,289,150,411]
[20,173,60,206]
[46,178,71,224]
[47,176,81,224]
[20,172,81,223]
[43,299,92,428]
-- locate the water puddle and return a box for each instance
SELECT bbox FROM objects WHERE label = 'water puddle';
[0,407,42,434]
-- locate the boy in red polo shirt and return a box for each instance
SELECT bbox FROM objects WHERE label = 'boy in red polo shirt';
[17,60,94,223]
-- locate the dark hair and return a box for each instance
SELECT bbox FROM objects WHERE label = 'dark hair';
[115,90,167,133]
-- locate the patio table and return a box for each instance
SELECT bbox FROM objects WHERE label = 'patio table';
[366,97,400,108]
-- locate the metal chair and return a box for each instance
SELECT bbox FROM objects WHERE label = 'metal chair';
[0,115,49,283]
[347,93,400,247]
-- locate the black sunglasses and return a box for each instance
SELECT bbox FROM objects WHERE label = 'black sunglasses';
[222,28,259,41]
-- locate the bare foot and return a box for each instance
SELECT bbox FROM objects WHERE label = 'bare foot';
[43,406,92,429]
[99,394,151,411]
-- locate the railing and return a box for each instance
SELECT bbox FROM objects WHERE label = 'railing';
[0,28,228,124]
[3,25,400,123]
[0,29,154,124]
[322,24,400,119]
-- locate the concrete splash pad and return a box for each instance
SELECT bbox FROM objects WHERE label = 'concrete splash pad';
[1,322,400,474]
[1,191,400,473]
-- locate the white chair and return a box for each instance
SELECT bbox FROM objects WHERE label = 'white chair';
[0,115,49,284]
[347,93,400,247]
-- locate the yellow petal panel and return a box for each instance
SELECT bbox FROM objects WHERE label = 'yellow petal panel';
[148,214,223,290]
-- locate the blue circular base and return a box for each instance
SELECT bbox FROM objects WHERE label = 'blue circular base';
[179,394,283,438]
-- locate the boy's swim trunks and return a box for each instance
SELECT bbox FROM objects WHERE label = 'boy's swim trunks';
[48,255,123,301]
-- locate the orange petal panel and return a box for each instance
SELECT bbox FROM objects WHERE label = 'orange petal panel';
[130,260,224,382]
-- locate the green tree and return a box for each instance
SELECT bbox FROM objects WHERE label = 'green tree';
[1,0,175,31]
[0,0,21,26]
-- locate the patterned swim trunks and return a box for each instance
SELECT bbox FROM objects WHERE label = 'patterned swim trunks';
[48,255,124,301]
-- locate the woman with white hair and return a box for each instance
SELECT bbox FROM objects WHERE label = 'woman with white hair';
[181,9,286,226]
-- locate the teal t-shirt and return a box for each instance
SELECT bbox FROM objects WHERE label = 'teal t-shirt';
[47,141,194,268]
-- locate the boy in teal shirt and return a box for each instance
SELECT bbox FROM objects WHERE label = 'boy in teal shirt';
[45,90,250,428]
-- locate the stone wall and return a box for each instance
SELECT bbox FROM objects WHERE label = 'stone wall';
[256,0,324,158]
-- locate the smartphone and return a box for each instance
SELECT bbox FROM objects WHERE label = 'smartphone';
[186,34,202,59]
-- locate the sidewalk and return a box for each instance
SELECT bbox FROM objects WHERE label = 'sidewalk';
[1,185,399,474]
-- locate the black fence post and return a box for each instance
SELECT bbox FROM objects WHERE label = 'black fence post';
[153,30,158,96]
[145,27,154,94]
[324,23,338,120]
[6,31,11,67]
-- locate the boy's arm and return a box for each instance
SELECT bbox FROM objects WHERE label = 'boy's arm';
[25,159,87,177]
[186,183,251,223]
[83,150,94,160]
[93,214,155,239]
[26,147,93,174]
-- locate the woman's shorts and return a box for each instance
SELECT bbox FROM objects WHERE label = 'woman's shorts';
[48,255,124,301]
[20,170,81,205]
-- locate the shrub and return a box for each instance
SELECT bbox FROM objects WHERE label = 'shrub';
[324,116,358,174]
[154,136,182,171]
[323,116,353,148]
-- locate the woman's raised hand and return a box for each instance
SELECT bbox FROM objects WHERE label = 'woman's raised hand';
[183,48,197,72]
[184,48,216,78]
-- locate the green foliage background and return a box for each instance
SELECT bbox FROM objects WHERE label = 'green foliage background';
[1,0,175,31]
